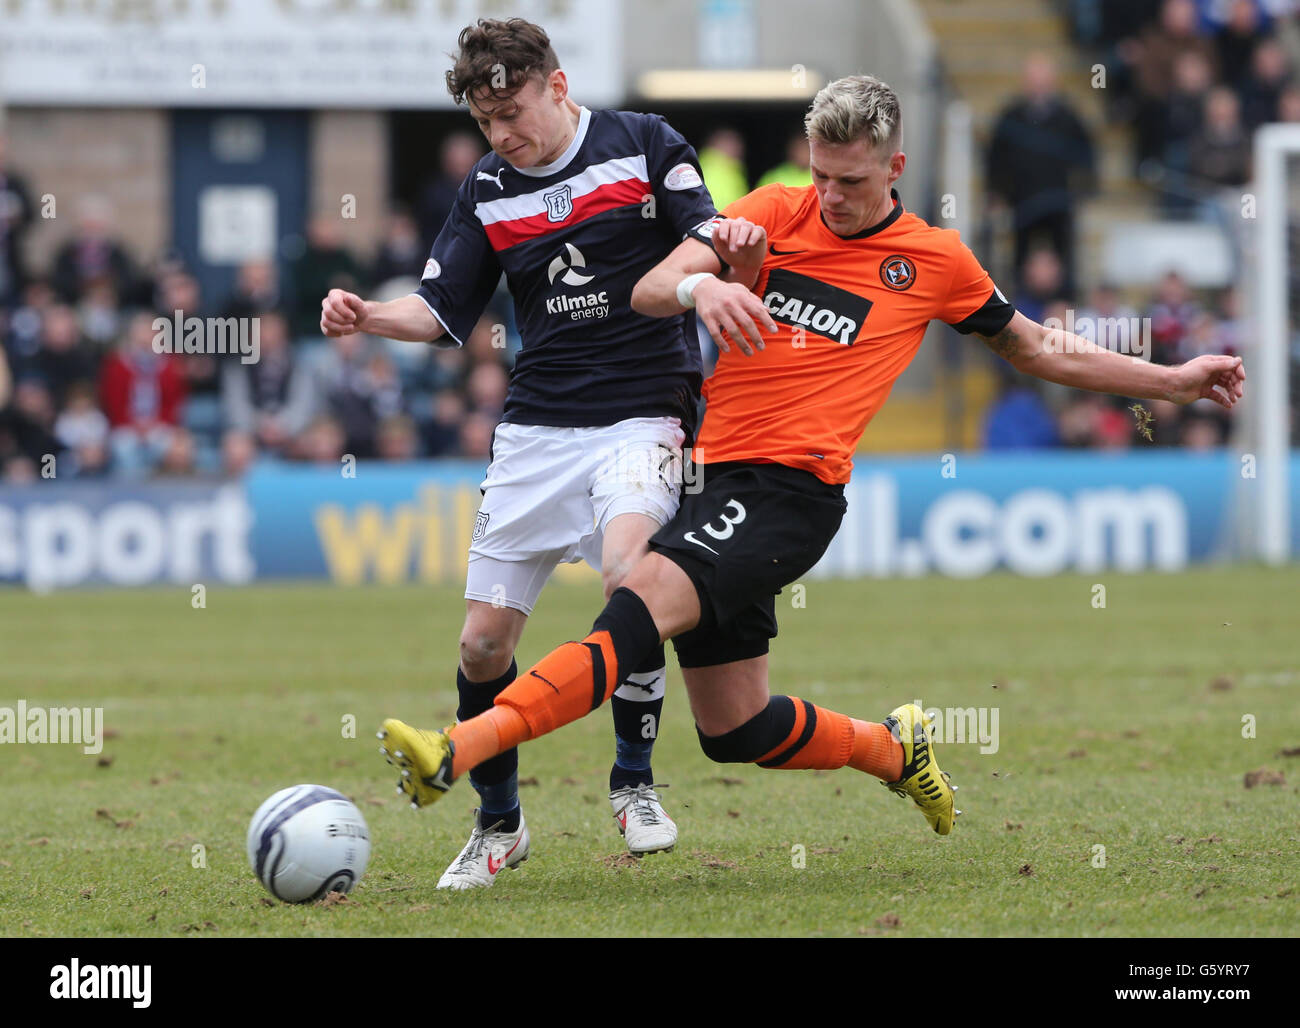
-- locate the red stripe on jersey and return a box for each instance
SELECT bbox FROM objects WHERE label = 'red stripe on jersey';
[484,177,651,250]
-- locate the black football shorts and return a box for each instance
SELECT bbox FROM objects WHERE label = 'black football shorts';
[648,460,847,668]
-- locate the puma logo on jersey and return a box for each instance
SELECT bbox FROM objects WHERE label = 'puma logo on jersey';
[761,269,873,346]
[477,168,506,190]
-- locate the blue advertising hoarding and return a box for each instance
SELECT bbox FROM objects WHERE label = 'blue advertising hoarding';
[0,452,1292,589]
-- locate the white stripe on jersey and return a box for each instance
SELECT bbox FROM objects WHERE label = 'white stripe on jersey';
[473,154,650,227]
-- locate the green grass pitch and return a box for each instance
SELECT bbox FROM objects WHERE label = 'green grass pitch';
[1,566,1296,937]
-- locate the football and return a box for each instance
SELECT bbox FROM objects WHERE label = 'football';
[246,785,371,903]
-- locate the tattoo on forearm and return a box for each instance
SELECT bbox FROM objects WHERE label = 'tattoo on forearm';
[982,323,1020,360]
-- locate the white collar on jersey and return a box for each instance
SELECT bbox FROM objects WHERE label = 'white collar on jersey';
[515,106,592,177]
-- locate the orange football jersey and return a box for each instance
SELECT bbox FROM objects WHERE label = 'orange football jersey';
[688,184,1014,484]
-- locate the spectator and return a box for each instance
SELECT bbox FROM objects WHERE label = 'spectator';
[289,215,365,338]
[697,127,749,209]
[1013,247,1068,325]
[986,53,1096,292]
[221,430,257,477]
[5,279,53,362]
[1077,282,1141,355]
[1121,0,1218,166]
[372,207,425,286]
[983,382,1061,449]
[465,312,513,366]
[1240,37,1292,129]
[98,310,187,478]
[1212,286,1246,355]
[757,132,812,189]
[1188,86,1252,187]
[1161,49,1216,210]
[428,342,469,393]
[1058,393,1135,449]
[53,380,110,477]
[155,269,222,402]
[465,359,508,420]
[298,333,404,458]
[224,258,284,322]
[422,388,466,456]
[1277,82,1300,121]
[1181,308,1231,360]
[0,132,35,311]
[292,415,347,464]
[1215,0,1267,87]
[376,414,421,460]
[24,303,97,408]
[155,426,197,477]
[1148,269,1200,364]
[1,376,61,474]
[51,194,135,304]
[78,279,122,348]
[416,133,486,255]
[221,310,313,454]
[458,409,497,459]
[1181,414,1227,448]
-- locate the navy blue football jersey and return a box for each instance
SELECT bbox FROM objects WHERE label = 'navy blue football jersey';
[413,107,716,432]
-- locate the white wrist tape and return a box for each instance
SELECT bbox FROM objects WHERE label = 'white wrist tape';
[675,272,715,309]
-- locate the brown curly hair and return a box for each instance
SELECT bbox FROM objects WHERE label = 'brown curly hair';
[446,18,560,106]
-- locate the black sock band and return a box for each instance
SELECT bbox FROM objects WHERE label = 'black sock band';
[696,696,797,764]
[633,643,666,676]
[592,587,661,684]
[457,658,518,787]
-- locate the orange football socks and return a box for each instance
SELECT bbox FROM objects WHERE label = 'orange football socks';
[753,700,903,780]
[850,717,903,781]
[449,632,621,779]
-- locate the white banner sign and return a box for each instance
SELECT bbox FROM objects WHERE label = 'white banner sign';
[0,0,622,108]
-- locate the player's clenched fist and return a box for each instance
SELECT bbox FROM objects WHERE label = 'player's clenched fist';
[320,288,371,337]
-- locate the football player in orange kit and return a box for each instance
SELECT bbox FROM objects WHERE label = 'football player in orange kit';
[377,75,1245,841]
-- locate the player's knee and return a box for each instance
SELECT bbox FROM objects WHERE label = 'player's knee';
[601,559,634,600]
[459,632,513,681]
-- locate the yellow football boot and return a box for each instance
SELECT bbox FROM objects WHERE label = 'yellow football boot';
[881,703,960,835]
[377,719,457,809]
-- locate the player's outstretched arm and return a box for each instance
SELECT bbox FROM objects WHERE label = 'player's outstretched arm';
[320,289,446,344]
[979,311,1246,409]
[632,230,776,356]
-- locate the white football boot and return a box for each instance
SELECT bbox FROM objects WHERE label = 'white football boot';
[609,783,677,856]
[436,811,530,890]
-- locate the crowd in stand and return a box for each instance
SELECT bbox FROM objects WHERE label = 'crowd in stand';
[0,136,518,482]
[1076,0,1300,204]
[1,0,1292,483]
[978,0,1295,448]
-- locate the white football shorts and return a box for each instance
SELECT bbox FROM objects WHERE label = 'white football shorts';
[464,415,686,614]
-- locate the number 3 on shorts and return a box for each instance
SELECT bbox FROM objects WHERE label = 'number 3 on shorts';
[683,498,747,555]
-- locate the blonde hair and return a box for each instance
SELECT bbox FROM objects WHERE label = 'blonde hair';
[805,75,901,152]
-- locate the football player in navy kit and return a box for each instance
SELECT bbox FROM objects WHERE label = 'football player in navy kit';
[321,17,755,888]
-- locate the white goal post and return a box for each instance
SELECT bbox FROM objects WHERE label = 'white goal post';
[1252,124,1296,565]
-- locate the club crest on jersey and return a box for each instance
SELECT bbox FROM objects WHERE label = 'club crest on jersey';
[761,269,873,346]
[423,258,441,280]
[544,184,573,223]
[879,255,916,291]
